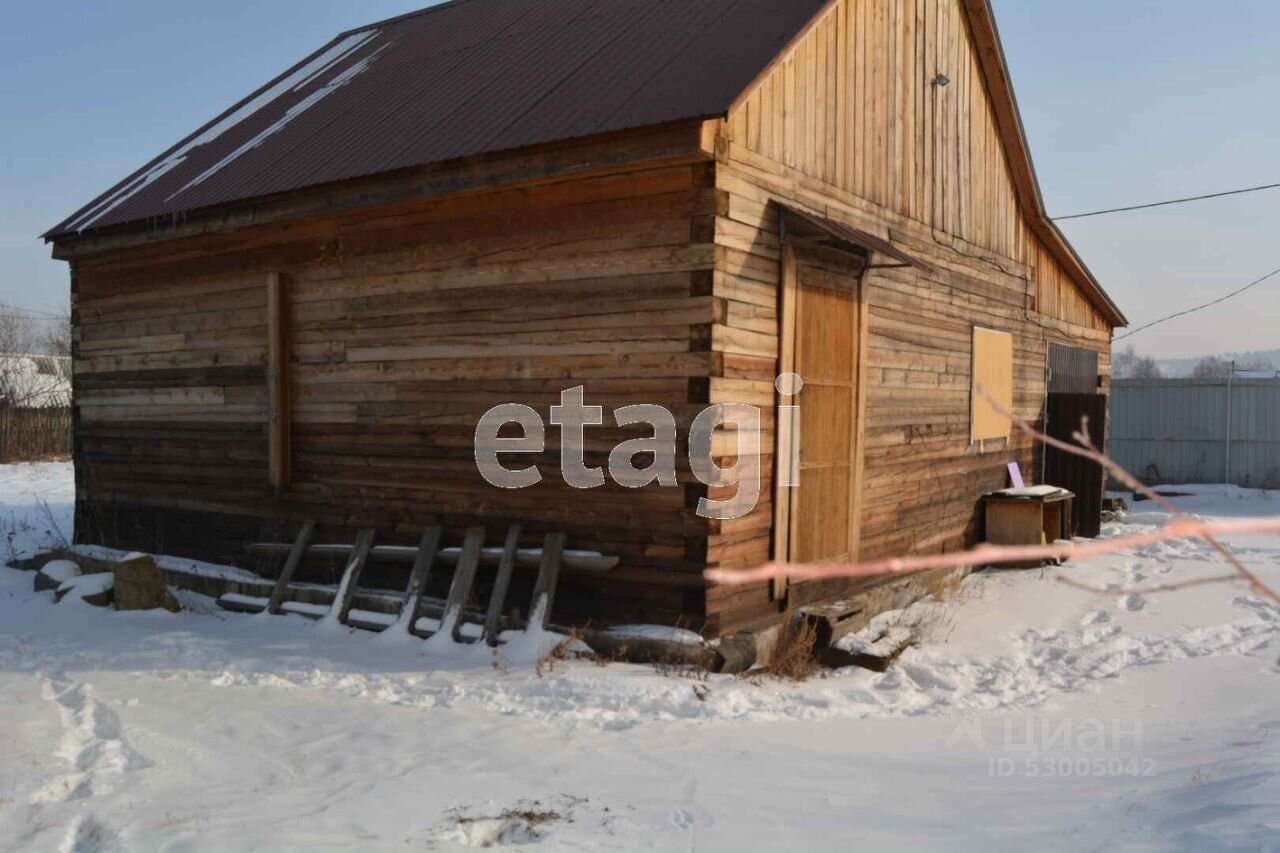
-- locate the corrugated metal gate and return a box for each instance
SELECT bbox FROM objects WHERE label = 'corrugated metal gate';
[1111,378,1280,488]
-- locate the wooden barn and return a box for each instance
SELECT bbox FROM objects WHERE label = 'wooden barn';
[45,0,1125,639]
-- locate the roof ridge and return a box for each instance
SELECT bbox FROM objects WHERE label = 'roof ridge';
[338,0,482,37]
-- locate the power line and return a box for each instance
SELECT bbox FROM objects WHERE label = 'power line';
[1116,264,1280,341]
[1054,181,1280,221]
[0,315,64,323]
[0,303,67,322]
[0,302,63,316]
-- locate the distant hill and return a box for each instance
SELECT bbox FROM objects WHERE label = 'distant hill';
[1155,348,1280,378]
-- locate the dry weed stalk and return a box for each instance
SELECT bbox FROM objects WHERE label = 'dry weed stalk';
[767,613,821,681]
[535,627,585,677]
[707,388,1280,606]
[534,628,622,676]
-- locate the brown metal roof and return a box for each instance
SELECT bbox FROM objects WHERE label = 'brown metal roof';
[46,0,830,239]
[777,203,934,273]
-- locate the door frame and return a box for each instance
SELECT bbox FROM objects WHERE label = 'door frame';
[771,244,871,600]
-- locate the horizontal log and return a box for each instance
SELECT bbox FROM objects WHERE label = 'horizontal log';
[246,541,618,574]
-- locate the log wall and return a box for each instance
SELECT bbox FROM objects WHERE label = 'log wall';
[71,152,721,628]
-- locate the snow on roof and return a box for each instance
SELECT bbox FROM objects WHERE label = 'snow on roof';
[0,355,72,408]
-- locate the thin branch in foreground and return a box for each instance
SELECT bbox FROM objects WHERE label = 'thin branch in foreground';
[704,517,1280,586]
[706,387,1280,606]
[991,390,1277,605]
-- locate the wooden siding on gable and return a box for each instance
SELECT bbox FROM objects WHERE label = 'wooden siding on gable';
[723,0,1109,332]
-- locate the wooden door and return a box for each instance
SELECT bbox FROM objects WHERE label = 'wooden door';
[775,249,864,595]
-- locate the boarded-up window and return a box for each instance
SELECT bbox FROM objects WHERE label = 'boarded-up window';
[971,327,1013,442]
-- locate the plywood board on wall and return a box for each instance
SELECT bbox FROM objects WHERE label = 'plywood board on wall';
[971,326,1013,442]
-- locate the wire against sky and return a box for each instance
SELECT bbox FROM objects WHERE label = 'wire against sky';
[1054,181,1280,221]
[0,303,67,320]
[1116,265,1280,341]
[0,302,67,321]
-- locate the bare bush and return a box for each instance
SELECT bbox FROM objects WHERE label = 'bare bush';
[38,314,72,359]
[1113,346,1164,379]
[534,628,621,676]
[767,613,820,681]
[1130,356,1164,379]
[1195,356,1277,378]
[1112,346,1137,378]
[1193,356,1233,379]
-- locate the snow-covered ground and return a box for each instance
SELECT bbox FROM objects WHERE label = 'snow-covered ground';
[0,463,1276,851]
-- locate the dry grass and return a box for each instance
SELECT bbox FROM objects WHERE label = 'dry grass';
[494,805,564,829]
[904,566,977,646]
[442,796,584,844]
[933,567,971,602]
[766,612,820,681]
[651,655,710,681]
[532,628,625,676]
[534,628,585,677]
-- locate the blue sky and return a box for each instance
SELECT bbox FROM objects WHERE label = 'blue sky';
[2,0,1277,358]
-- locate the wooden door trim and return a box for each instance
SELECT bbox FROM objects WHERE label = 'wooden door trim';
[771,245,800,599]
[849,289,869,562]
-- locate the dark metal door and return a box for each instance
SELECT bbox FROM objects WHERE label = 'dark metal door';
[1044,393,1108,538]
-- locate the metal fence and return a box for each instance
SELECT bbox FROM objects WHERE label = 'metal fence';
[0,406,72,461]
[1110,378,1280,489]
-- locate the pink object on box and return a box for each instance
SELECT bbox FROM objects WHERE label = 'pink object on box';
[1007,462,1025,489]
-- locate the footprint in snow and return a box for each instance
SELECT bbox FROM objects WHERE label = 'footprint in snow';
[29,677,147,805]
[1234,595,1280,621]
[61,814,122,853]
[1123,559,1147,583]
[1118,594,1146,612]
[1081,610,1111,626]
[1082,624,1122,645]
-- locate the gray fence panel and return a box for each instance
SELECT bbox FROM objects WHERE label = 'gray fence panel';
[1111,379,1280,488]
